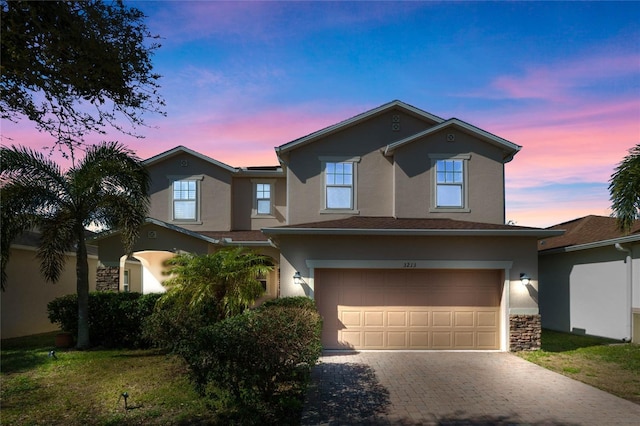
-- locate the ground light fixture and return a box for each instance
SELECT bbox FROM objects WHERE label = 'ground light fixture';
[520,273,531,286]
[293,271,302,285]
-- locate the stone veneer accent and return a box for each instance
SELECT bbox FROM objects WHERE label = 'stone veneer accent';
[509,314,541,351]
[96,266,119,292]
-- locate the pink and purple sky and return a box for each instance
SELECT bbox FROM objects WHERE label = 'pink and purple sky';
[2,1,639,228]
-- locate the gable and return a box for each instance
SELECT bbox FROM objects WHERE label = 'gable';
[384,119,521,163]
[275,100,444,162]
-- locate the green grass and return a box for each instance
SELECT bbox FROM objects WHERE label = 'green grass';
[1,333,218,425]
[518,329,640,404]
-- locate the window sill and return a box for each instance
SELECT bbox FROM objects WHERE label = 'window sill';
[320,209,360,215]
[429,207,471,213]
[171,220,203,225]
[252,214,276,219]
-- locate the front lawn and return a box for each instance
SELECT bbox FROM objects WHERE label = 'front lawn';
[1,333,218,425]
[517,329,640,404]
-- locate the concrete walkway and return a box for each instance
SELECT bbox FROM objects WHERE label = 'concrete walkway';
[301,351,640,425]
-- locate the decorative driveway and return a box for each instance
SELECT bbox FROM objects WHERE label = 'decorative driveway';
[301,351,640,425]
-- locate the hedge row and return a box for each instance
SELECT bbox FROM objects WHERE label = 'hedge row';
[175,296,323,423]
[47,292,163,348]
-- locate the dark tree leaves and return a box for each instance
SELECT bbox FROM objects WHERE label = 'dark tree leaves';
[1,0,165,155]
[609,144,640,234]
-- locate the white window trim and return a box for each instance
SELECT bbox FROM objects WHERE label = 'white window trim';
[319,156,361,214]
[429,154,471,213]
[251,179,276,219]
[168,175,204,224]
[123,269,130,293]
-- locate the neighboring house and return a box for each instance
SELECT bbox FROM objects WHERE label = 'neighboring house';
[1,231,99,339]
[538,215,640,342]
[93,100,561,351]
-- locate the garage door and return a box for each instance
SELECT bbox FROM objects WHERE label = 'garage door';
[315,269,502,350]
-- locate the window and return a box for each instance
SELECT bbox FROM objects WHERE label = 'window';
[173,180,197,220]
[257,272,268,294]
[325,161,353,209]
[430,154,470,211]
[123,269,130,293]
[256,183,271,215]
[436,159,463,207]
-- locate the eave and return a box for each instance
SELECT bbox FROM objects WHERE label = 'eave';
[383,118,522,163]
[275,100,445,159]
[539,234,640,255]
[262,227,563,238]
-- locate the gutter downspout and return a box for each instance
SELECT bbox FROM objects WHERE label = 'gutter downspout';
[615,243,633,341]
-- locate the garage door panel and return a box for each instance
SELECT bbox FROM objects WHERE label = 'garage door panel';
[454,332,475,348]
[454,311,475,327]
[387,311,407,327]
[432,311,453,327]
[364,311,384,327]
[316,268,502,350]
[432,332,452,348]
[409,311,429,327]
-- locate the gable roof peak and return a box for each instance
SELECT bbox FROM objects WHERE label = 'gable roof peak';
[144,145,238,173]
[275,100,445,157]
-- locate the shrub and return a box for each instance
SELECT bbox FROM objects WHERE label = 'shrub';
[179,297,323,423]
[47,292,163,348]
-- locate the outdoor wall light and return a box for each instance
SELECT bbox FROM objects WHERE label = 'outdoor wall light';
[293,271,303,285]
[520,273,531,286]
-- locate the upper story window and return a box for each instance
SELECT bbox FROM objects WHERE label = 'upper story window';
[169,175,204,222]
[256,183,271,215]
[326,162,353,209]
[429,154,471,212]
[320,157,360,213]
[252,179,275,218]
[173,180,197,220]
[436,160,463,207]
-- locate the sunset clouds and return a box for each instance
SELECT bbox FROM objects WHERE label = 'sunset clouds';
[2,1,638,228]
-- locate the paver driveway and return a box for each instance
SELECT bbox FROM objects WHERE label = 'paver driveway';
[301,351,640,425]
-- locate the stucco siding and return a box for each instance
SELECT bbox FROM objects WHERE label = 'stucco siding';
[147,152,233,231]
[392,130,505,223]
[539,246,633,340]
[276,234,538,312]
[2,246,98,339]
[286,109,431,225]
[232,176,287,230]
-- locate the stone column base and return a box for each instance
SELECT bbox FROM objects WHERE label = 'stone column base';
[509,314,541,351]
[96,266,119,292]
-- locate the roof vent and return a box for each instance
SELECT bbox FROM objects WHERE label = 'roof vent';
[447,133,456,142]
[391,115,400,132]
[147,231,157,239]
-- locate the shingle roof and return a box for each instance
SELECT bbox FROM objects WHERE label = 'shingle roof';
[538,215,640,252]
[263,216,561,238]
[278,216,537,230]
[199,230,270,242]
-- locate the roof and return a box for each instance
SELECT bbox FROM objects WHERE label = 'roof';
[144,145,238,172]
[383,118,521,163]
[90,218,272,247]
[263,216,562,237]
[143,145,283,177]
[11,230,99,256]
[539,215,640,253]
[275,100,445,156]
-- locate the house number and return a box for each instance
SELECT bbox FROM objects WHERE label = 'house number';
[403,262,417,268]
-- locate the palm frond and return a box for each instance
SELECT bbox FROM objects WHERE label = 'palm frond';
[609,144,640,233]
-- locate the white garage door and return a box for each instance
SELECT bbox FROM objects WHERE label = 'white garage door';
[315,269,502,350]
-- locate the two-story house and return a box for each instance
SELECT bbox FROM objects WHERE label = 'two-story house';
[94,100,561,351]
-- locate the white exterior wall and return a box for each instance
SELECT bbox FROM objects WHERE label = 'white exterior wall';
[539,243,639,341]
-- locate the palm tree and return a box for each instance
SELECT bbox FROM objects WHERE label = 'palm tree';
[1,142,150,349]
[160,248,274,321]
[610,144,640,233]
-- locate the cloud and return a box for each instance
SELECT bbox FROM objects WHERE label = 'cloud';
[505,182,612,228]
